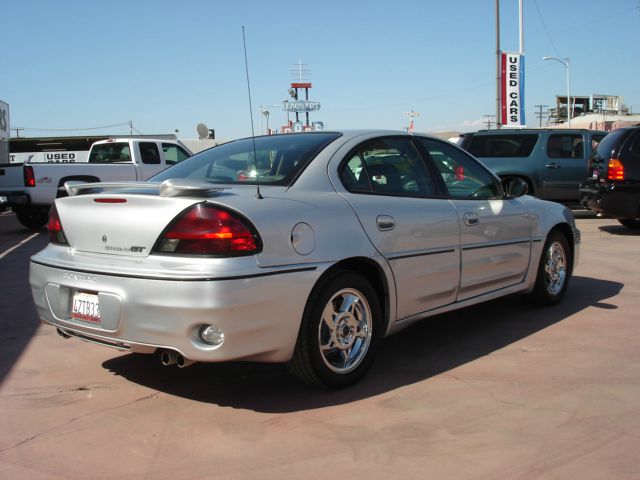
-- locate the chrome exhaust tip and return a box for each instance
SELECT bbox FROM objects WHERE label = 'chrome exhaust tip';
[176,354,195,368]
[57,328,71,339]
[160,350,178,366]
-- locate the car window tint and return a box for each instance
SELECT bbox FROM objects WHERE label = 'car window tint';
[465,134,539,157]
[591,134,606,150]
[547,134,584,159]
[162,143,190,165]
[88,143,131,163]
[417,138,500,200]
[595,129,629,160]
[151,133,341,186]
[339,153,371,191]
[340,137,436,197]
[629,130,640,155]
[139,142,161,164]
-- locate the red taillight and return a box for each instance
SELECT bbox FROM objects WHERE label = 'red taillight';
[48,204,68,245]
[154,204,261,256]
[93,198,127,203]
[607,158,625,181]
[24,166,35,187]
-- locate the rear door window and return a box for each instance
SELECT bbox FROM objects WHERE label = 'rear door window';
[162,143,190,166]
[465,134,539,158]
[339,137,437,197]
[139,142,161,165]
[547,134,584,159]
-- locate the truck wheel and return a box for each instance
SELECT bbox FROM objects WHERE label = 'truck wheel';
[287,271,381,388]
[14,206,50,230]
[529,230,571,306]
[618,219,640,229]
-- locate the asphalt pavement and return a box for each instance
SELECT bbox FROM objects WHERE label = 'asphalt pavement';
[0,210,638,479]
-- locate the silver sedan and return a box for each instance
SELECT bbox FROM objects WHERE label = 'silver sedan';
[30,131,579,388]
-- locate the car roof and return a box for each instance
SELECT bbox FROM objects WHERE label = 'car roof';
[468,128,607,135]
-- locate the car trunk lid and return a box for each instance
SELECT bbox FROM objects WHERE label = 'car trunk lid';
[56,192,205,257]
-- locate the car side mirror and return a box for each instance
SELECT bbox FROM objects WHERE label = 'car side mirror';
[501,177,528,198]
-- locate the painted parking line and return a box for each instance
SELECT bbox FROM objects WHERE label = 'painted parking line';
[0,232,40,260]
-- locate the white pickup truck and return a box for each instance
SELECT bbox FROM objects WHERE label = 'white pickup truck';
[0,138,192,229]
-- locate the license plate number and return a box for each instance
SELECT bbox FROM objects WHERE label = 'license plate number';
[72,292,101,324]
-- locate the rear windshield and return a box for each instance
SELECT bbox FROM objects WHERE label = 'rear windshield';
[88,143,132,163]
[594,129,631,160]
[152,133,341,186]
[465,134,539,158]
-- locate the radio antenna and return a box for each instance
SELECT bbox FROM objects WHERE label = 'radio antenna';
[242,26,262,200]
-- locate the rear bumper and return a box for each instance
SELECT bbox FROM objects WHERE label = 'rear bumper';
[579,182,640,219]
[29,258,328,363]
[0,190,31,207]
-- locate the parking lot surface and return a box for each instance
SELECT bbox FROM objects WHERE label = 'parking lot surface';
[0,211,638,479]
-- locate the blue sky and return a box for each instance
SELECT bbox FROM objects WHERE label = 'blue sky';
[2,0,639,140]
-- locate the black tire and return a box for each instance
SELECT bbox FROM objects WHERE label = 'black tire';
[618,219,640,229]
[14,206,50,230]
[288,270,382,388]
[529,230,572,306]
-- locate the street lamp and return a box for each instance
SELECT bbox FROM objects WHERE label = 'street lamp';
[260,104,279,135]
[542,56,571,128]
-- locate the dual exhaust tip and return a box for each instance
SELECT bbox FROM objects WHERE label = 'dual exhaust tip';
[56,330,194,369]
[160,350,194,368]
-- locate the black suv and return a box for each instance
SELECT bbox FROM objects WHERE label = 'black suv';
[580,126,640,229]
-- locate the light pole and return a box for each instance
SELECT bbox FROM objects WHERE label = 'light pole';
[542,56,571,128]
[260,104,279,135]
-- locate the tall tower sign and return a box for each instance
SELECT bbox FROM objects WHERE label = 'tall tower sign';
[280,62,323,133]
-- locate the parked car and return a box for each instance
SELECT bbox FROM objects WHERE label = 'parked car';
[0,138,191,229]
[30,131,579,388]
[460,128,607,203]
[580,126,640,229]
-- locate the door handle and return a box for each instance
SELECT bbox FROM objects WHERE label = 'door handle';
[545,163,561,169]
[463,213,479,226]
[376,215,396,231]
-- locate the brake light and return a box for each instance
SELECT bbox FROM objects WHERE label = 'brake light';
[93,198,127,203]
[607,159,625,181]
[24,166,35,187]
[154,204,261,256]
[48,204,68,245]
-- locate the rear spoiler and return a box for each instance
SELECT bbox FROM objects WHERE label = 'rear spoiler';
[63,179,226,198]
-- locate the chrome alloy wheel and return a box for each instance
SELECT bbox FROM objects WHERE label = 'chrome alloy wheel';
[318,288,373,374]
[544,240,567,296]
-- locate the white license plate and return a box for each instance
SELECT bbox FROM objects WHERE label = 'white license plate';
[71,292,101,324]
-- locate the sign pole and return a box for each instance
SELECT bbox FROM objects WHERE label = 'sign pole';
[496,0,501,129]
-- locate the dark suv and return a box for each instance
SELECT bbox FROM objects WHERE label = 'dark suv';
[460,129,607,203]
[580,126,640,229]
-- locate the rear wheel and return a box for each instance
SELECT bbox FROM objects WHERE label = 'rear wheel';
[14,206,50,230]
[288,271,381,388]
[530,230,571,305]
[618,219,640,229]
